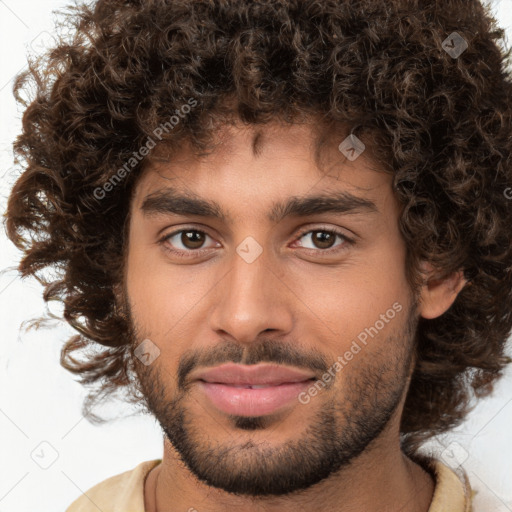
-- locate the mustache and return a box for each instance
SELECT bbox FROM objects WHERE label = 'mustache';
[177,338,330,390]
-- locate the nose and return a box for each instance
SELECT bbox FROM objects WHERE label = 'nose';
[208,247,294,345]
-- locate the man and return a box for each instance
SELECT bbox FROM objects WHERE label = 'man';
[5,0,512,510]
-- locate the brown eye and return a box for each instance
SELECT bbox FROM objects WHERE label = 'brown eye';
[296,229,349,252]
[310,231,337,249]
[180,230,206,249]
[162,229,216,255]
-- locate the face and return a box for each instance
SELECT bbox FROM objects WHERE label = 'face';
[123,120,420,496]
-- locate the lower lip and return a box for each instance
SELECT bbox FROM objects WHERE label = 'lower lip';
[198,381,313,416]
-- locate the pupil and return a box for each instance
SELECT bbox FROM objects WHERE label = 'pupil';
[183,231,204,248]
[314,232,334,249]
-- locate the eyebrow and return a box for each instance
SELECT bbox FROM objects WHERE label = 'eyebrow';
[141,187,378,224]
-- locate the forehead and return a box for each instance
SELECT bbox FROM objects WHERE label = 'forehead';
[132,120,396,218]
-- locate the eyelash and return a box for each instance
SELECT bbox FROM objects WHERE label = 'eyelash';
[159,226,355,259]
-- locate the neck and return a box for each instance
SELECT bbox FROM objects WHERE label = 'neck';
[144,438,435,512]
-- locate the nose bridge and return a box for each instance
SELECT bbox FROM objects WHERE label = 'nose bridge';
[208,246,293,343]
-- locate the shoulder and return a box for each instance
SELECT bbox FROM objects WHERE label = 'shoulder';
[65,459,162,512]
[411,453,474,512]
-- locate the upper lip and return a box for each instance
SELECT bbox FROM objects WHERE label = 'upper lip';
[192,363,316,386]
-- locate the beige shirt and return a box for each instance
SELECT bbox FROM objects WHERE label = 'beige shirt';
[66,457,474,512]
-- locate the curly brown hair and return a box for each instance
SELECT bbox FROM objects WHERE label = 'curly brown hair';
[4,0,512,455]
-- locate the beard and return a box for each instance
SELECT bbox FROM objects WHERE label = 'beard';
[128,303,418,497]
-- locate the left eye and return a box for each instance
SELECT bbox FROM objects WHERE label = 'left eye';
[295,229,350,251]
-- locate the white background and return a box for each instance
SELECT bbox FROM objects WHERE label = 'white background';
[1,1,511,511]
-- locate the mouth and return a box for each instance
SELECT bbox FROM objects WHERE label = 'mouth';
[192,363,317,417]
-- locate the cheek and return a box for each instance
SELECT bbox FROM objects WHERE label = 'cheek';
[125,233,214,345]
[289,236,410,354]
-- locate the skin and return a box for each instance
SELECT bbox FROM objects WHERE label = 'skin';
[122,119,467,512]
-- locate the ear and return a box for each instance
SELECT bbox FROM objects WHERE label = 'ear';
[417,262,468,320]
